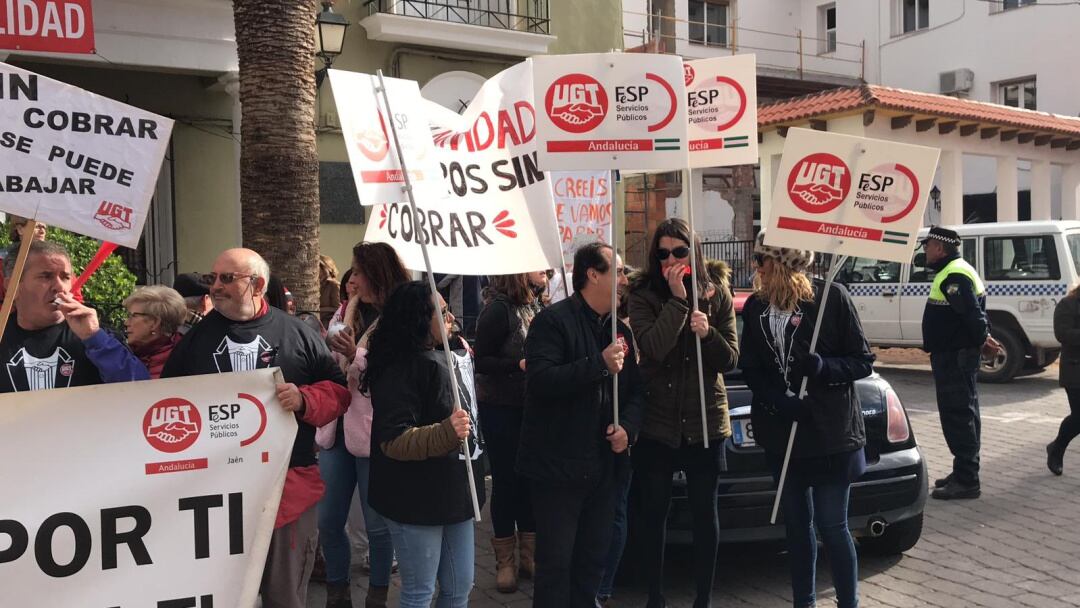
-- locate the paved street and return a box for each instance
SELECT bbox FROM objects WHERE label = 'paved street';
[309,356,1080,607]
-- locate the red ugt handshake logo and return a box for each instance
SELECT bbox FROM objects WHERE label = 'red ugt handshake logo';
[787,153,851,214]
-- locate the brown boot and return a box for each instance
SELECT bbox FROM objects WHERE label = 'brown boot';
[492,535,518,593]
[364,584,388,608]
[326,582,353,608]
[517,531,536,580]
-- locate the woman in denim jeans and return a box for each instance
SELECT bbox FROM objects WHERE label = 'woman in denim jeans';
[363,281,486,608]
[316,243,410,608]
[738,232,874,608]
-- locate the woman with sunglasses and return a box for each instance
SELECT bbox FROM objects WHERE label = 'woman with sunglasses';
[739,232,873,608]
[626,217,739,608]
[316,242,410,608]
[123,286,188,379]
[474,270,548,593]
[362,281,485,608]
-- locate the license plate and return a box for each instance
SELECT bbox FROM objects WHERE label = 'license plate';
[732,417,756,448]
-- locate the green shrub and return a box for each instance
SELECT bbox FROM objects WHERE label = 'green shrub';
[0,222,137,329]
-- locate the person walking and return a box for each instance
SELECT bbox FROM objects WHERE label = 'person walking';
[1047,283,1080,475]
[474,271,548,593]
[920,226,996,500]
[739,232,873,608]
[627,218,739,608]
[517,242,644,608]
[362,281,485,608]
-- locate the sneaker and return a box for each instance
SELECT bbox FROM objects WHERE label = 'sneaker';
[931,479,980,500]
[933,473,953,488]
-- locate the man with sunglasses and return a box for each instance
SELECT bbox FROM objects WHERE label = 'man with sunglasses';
[0,240,148,393]
[162,248,350,608]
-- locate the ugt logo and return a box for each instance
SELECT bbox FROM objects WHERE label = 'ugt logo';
[143,397,202,453]
[94,200,133,231]
[786,153,851,214]
[545,73,608,134]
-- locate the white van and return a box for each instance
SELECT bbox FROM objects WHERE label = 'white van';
[835,221,1080,382]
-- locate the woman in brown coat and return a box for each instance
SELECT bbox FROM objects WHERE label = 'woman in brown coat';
[627,217,739,608]
[1047,284,1080,475]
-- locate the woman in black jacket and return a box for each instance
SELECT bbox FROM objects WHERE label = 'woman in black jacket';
[1047,284,1080,475]
[738,232,874,608]
[362,281,485,608]
[474,270,547,593]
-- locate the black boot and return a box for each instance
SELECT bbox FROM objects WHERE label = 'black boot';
[933,472,953,488]
[931,478,980,500]
[1047,441,1064,476]
[326,582,353,608]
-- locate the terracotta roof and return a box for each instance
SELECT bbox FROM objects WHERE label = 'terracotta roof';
[759,84,1080,139]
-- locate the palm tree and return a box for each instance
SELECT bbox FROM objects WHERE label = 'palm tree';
[233,0,321,312]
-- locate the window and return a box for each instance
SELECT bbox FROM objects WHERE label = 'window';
[819,4,837,53]
[999,0,1037,11]
[984,235,1060,281]
[837,257,902,284]
[689,1,728,47]
[999,78,1037,110]
[901,0,929,33]
[1068,234,1080,279]
[910,239,977,282]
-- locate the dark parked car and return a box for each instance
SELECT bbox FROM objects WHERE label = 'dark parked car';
[625,295,927,563]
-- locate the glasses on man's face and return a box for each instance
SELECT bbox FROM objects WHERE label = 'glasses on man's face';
[656,246,690,261]
[203,272,254,286]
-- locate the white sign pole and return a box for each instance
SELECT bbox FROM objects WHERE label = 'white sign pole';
[685,169,710,449]
[610,168,620,432]
[376,70,482,522]
[768,254,848,524]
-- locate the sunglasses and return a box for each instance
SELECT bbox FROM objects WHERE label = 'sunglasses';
[440,306,452,319]
[203,272,255,286]
[752,253,766,266]
[656,246,691,261]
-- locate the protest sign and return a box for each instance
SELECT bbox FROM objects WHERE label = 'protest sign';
[0,369,296,608]
[685,54,758,168]
[552,170,611,270]
[532,52,688,171]
[0,0,94,54]
[765,128,940,264]
[0,62,173,248]
[364,62,564,275]
[329,70,445,204]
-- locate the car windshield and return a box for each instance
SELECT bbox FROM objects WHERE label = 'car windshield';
[1069,233,1080,279]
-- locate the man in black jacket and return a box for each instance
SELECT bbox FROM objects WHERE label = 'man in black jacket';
[518,242,644,608]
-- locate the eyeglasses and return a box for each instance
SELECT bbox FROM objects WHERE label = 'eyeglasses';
[752,253,766,266]
[202,272,255,286]
[440,306,452,319]
[656,246,690,261]
[127,311,156,320]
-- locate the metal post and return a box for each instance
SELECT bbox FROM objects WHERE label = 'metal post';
[797,29,804,79]
[685,168,710,449]
[375,69,482,522]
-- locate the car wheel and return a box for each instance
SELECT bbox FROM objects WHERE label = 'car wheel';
[978,326,1023,384]
[858,513,923,556]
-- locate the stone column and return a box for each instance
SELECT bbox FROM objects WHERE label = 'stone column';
[938,150,964,226]
[996,156,1019,223]
[1029,160,1052,221]
[1063,164,1080,221]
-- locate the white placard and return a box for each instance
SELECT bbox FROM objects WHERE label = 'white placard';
[364,63,563,275]
[0,369,296,608]
[0,62,173,248]
[685,54,759,168]
[329,69,445,204]
[552,170,612,271]
[532,52,688,171]
[765,128,941,263]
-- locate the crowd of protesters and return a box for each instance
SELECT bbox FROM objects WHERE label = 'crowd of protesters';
[16,214,1047,608]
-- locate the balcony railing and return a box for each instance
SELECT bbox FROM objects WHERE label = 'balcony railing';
[366,0,550,35]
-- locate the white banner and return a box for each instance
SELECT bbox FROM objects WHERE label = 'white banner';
[532,52,689,171]
[766,128,940,263]
[0,62,173,248]
[364,62,564,275]
[685,55,758,168]
[0,369,297,608]
[329,69,445,204]
[552,170,612,271]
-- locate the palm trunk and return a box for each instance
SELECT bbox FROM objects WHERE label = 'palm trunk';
[233,0,320,312]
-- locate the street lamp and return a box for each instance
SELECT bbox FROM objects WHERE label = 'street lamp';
[315,1,349,89]
[930,185,941,211]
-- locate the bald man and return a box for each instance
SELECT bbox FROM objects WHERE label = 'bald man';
[162,248,349,608]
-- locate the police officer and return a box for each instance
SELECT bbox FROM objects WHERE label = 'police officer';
[920,226,999,500]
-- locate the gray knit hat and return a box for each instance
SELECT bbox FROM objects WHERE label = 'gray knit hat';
[754,231,814,272]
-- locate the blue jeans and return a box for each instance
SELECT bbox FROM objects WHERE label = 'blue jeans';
[317,427,394,587]
[478,403,535,538]
[597,466,632,599]
[384,517,475,608]
[780,477,859,608]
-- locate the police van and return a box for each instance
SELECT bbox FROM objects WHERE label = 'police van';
[834,221,1080,382]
